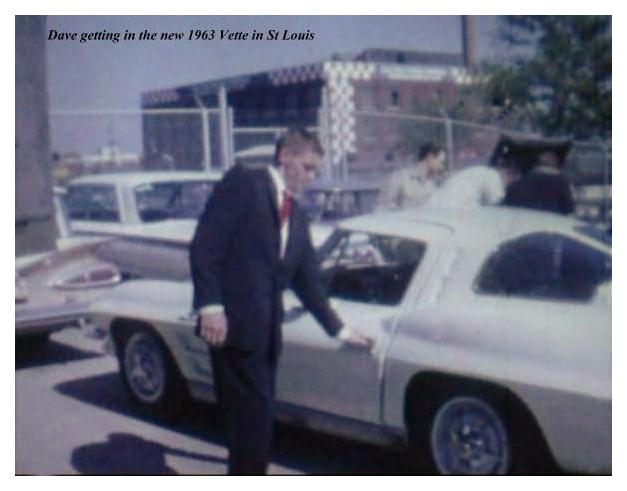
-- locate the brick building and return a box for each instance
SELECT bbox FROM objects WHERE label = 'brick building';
[141,49,473,177]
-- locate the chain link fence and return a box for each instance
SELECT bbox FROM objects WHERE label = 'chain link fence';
[50,107,611,225]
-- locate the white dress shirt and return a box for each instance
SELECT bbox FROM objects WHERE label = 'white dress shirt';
[267,165,290,259]
[426,166,504,209]
[377,164,437,210]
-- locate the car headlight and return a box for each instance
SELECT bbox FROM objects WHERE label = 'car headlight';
[49,264,122,291]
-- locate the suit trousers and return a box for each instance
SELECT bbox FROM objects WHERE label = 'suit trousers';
[210,339,279,475]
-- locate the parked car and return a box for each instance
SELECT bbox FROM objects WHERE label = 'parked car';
[302,179,381,246]
[16,238,113,340]
[17,170,220,339]
[15,220,195,341]
[16,174,376,340]
[89,207,611,475]
[62,171,222,237]
[490,134,611,227]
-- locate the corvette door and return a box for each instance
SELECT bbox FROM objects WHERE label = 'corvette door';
[277,229,433,424]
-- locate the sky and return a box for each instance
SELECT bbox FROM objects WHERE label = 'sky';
[44,15,506,155]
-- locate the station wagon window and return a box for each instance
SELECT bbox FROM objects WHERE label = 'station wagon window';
[476,233,611,302]
[66,184,120,222]
[320,231,426,306]
[134,181,214,222]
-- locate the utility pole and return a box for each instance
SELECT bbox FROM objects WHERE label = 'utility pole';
[461,16,476,70]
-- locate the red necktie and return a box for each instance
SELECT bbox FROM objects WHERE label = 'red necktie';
[279,191,292,226]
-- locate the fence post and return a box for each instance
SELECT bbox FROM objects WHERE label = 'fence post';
[192,91,212,172]
[341,152,348,180]
[444,117,455,171]
[320,87,334,179]
[201,108,211,172]
[602,141,610,226]
[317,108,329,179]
[218,85,230,169]
[228,107,235,168]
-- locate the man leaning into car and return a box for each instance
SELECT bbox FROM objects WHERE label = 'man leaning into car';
[189,127,373,475]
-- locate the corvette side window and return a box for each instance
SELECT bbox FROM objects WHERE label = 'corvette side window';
[477,233,611,301]
[320,231,426,306]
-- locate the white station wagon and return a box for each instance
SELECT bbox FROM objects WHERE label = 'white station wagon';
[90,207,611,475]
[17,170,221,339]
[62,171,222,237]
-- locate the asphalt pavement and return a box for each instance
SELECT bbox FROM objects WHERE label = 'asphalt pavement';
[16,327,405,475]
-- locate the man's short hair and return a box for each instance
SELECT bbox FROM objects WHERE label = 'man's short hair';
[274,127,324,167]
[418,142,443,161]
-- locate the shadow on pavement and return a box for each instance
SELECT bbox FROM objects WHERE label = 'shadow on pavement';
[273,423,406,475]
[55,373,228,444]
[16,336,101,370]
[72,432,226,475]
[56,373,406,475]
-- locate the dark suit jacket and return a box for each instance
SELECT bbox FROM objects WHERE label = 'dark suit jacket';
[189,165,342,352]
[504,169,575,215]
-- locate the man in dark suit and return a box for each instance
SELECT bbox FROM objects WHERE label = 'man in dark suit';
[189,128,373,475]
[504,150,575,215]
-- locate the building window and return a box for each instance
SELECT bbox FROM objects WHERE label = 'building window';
[306,86,321,107]
[361,118,377,143]
[276,91,286,112]
[286,89,299,110]
[390,89,401,107]
[255,91,267,112]
[359,86,376,110]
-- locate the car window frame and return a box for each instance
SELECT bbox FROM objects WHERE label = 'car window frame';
[132,180,215,223]
[319,228,429,307]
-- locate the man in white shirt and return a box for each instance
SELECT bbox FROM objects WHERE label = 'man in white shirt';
[377,142,447,210]
[426,164,517,209]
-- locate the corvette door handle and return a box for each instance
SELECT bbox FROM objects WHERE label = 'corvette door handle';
[178,312,198,323]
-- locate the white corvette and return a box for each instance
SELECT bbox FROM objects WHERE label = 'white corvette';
[90,207,611,475]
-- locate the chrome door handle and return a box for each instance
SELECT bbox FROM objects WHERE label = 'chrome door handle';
[178,312,198,323]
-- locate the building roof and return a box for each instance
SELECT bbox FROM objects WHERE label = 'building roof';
[142,49,473,107]
[355,48,465,66]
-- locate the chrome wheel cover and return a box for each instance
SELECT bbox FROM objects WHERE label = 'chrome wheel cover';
[430,396,510,475]
[123,332,166,404]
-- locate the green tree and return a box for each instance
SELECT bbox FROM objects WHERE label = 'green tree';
[489,15,611,140]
